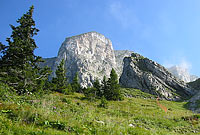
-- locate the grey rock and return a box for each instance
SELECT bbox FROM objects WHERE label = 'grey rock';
[188,89,200,113]
[119,53,196,100]
[39,57,57,70]
[167,66,198,83]
[114,50,133,76]
[188,78,200,91]
[40,50,133,83]
[53,31,116,87]
[187,78,200,113]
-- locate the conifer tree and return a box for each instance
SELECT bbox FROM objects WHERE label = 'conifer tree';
[0,6,47,93]
[107,68,123,100]
[52,59,67,91]
[93,79,101,97]
[101,76,108,97]
[71,72,81,92]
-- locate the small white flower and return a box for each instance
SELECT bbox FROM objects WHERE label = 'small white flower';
[129,123,135,127]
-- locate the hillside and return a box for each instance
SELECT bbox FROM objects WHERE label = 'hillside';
[1,6,200,135]
[0,85,200,135]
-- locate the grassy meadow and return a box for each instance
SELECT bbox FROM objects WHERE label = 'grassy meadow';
[0,86,200,135]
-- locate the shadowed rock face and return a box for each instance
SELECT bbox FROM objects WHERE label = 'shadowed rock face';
[53,31,116,87]
[39,57,57,70]
[119,53,196,101]
[188,91,200,113]
[114,50,133,76]
[187,79,200,113]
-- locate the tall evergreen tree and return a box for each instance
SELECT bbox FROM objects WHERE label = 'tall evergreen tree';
[93,79,101,97]
[52,59,67,91]
[1,6,40,69]
[101,76,108,97]
[0,6,47,93]
[71,72,81,92]
[107,68,123,100]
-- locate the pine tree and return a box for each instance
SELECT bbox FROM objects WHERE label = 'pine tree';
[102,75,109,99]
[93,79,101,97]
[107,68,123,100]
[71,72,81,92]
[52,59,67,91]
[0,6,45,93]
[1,6,40,69]
[36,66,51,93]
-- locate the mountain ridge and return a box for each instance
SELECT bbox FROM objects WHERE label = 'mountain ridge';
[167,65,198,83]
[40,32,197,101]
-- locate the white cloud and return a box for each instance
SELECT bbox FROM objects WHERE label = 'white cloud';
[163,59,192,71]
[179,59,192,70]
[109,1,140,28]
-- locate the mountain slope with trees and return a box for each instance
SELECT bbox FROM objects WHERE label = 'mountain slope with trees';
[0,6,200,135]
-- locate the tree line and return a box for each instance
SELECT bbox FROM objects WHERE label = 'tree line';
[0,6,123,101]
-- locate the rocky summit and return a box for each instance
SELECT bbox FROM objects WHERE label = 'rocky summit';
[167,66,198,83]
[119,53,196,101]
[40,32,198,101]
[52,31,116,87]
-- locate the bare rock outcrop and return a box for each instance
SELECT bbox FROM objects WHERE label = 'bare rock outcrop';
[53,32,116,87]
[114,50,133,76]
[168,66,198,83]
[119,53,196,100]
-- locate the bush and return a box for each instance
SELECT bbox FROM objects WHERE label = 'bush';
[0,83,16,101]
[61,84,73,95]
[98,96,108,108]
[83,87,98,101]
[62,98,72,104]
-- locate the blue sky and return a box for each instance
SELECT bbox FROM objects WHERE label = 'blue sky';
[0,0,200,76]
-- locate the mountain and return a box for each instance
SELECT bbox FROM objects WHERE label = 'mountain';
[40,57,57,70]
[52,31,116,87]
[40,32,197,101]
[114,50,134,76]
[119,53,196,101]
[41,50,133,80]
[40,32,133,87]
[188,79,200,113]
[188,78,200,91]
[167,66,198,82]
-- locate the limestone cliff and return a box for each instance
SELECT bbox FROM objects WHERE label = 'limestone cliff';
[53,31,116,87]
[114,50,133,76]
[39,57,57,70]
[167,66,198,82]
[119,53,196,100]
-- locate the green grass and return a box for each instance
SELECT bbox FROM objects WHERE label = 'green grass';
[0,88,200,135]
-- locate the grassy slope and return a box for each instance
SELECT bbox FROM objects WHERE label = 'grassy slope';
[0,88,200,135]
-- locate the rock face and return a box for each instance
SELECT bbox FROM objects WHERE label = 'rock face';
[41,50,133,80]
[188,78,200,91]
[39,57,57,70]
[53,31,116,87]
[188,87,200,113]
[119,53,196,100]
[187,78,200,113]
[114,50,134,76]
[167,66,198,83]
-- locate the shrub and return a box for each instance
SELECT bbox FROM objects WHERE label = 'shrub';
[61,84,73,95]
[0,83,16,101]
[83,87,98,101]
[98,96,108,108]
